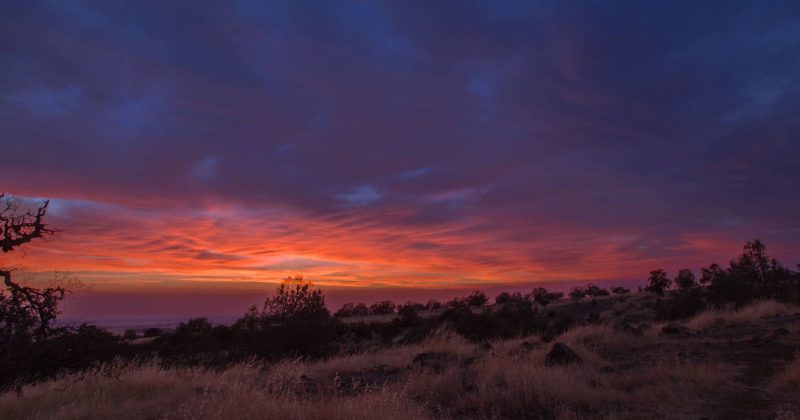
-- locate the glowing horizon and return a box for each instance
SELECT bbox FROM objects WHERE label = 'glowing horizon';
[2,2,799,318]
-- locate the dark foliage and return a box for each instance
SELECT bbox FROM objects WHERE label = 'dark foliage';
[569,287,586,301]
[645,269,672,296]
[369,300,397,315]
[334,302,369,318]
[674,269,697,290]
[227,279,338,361]
[584,284,610,297]
[655,288,707,320]
[393,303,422,327]
[705,240,799,307]
[425,299,443,310]
[611,286,630,295]
[529,288,564,307]
[465,290,489,307]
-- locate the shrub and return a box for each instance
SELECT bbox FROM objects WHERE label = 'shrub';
[655,288,707,320]
[263,276,329,322]
[465,290,489,307]
[393,303,421,327]
[706,240,799,307]
[425,299,443,310]
[675,269,697,290]
[611,286,630,295]
[230,278,337,360]
[569,287,586,301]
[369,300,397,315]
[645,269,672,296]
[529,288,563,307]
[496,291,526,305]
[334,302,369,317]
[584,284,610,297]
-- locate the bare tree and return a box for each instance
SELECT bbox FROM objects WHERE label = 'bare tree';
[0,193,65,344]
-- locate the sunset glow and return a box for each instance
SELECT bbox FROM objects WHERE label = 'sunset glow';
[2,2,799,318]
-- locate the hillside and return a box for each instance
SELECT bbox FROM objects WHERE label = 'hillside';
[2,297,799,419]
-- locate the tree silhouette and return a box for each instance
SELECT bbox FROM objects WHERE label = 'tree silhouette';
[0,194,65,344]
[529,287,563,307]
[465,290,489,307]
[569,286,586,301]
[674,269,697,290]
[262,276,329,323]
[645,269,671,296]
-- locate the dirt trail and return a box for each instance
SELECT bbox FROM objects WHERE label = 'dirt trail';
[702,316,800,419]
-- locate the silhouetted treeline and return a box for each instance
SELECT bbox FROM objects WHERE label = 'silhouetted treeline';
[645,240,800,320]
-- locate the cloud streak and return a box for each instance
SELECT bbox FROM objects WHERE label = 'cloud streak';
[1,1,798,304]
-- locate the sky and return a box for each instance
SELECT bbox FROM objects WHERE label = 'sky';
[2,1,800,319]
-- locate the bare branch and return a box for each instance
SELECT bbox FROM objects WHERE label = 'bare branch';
[0,193,55,253]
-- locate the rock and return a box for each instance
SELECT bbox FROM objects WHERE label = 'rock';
[615,323,644,337]
[637,322,652,331]
[772,327,790,339]
[545,342,582,366]
[661,323,691,335]
[412,352,459,372]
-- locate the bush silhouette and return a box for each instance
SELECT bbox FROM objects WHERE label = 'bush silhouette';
[529,288,563,307]
[569,287,586,301]
[369,300,396,315]
[674,269,697,290]
[645,269,672,296]
[611,286,630,295]
[465,290,489,307]
[584,284,610,297]
[334,302,369,317]
[705,240,799,307]
[425,299,443,310]
[393,303,422,327]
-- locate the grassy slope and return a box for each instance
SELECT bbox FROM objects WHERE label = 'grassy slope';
[2,297,800,419]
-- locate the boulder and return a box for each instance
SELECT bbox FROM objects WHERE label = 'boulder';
[545,342,582,366]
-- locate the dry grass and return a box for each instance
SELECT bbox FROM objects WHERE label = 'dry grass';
[770,354,800,392]
[0,323,739,420]
[685,300,800,330]
[0,360,427,420]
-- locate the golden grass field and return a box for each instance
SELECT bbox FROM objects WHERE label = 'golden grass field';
[3,298,800,419]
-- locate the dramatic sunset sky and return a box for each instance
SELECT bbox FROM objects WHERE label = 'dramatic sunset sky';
[2,2,799,319]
